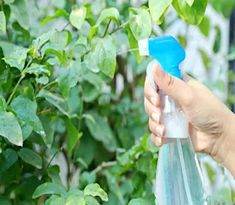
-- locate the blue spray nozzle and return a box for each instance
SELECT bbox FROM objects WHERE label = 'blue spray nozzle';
[138,36,186,79]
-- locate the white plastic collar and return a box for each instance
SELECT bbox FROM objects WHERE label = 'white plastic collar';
[138,39,149,56]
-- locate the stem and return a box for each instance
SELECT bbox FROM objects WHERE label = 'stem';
[45,150,59,170]
[110,21,129,35]
[41,80,57,90]
[6,58,33,105]
[102,19,112,37]
[61,22,70,31]
[6,75,24,105]
[116,47,139,56]
[91,161,116,175]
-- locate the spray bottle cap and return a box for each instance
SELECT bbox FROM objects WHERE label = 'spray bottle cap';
[138,36,185,79]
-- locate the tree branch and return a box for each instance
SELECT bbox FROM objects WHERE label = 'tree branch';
[91,161,116,175]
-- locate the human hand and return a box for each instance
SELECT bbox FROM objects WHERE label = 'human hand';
[144,63,235,175]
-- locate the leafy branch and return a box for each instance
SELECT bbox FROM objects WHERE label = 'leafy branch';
[6,58,33,105]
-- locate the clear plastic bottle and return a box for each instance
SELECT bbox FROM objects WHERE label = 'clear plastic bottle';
[139,36,206,205]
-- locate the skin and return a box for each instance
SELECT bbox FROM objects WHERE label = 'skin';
[144,63,235,176]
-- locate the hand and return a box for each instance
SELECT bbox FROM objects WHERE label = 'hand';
[144,63,235,175]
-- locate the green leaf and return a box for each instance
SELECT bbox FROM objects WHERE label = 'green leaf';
[31,30,56,57]
[47,165,62,185]
[44,196,66,205]
[0,111,23,146]
[0,11,6,33]
[199,49,210,70]
[32,182,66,199]
[84,183,108,202]
[126,25,142,62]
[178,35,187,47]
[172,0,208,25]
[0,148,18,173]
[135,152,156,179]
[213,26,221,53]
[96,7,119,25]
[148,0,172,23]
[0,41,28,70]
[129,8,152,40]
[185,0,194,6]
[86,35,116,78]
[69,7,87,30]
[18,148,42,169]
[24,63,50,76]
[44,48,67,65]
[207,187,233,205]
[90,7,119,39]
[0,96,6,111]
[65,190,86,205]
[85,111,116,152]
[10,0,29,29]
[98,35,116,78]
[12,21,30,40]
[79,70,103,102]
[48,30,71,50]
[104,171,124,203]
[210,0,235,17]
[204,163,216,184]
[79,172,96,188]
[198,17,210,37]
[24,63,50,85]
[37,89,68,116]
[58,60,82,97]
[11,96,45,138]
[39,116,54,146]
[64,118,82,157]
[41,9,69,26]
[67,87,81,117]
[84,196,99,205]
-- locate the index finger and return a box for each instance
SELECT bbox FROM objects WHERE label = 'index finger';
[144,76,160,107]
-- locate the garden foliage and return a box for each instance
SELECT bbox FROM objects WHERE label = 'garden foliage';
[0,0,234,204]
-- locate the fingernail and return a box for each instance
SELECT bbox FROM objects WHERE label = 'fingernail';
[156,126,164,136]
[152,112,160,122]
[150,97,157,106]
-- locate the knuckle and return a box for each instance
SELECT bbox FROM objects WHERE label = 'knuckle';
[166,74,175,89]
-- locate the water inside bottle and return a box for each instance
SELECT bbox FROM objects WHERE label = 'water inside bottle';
[155,138,205,205]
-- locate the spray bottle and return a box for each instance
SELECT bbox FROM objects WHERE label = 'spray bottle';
[138,36,206,205]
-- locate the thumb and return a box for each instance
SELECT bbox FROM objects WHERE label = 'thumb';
[153,63,192,106]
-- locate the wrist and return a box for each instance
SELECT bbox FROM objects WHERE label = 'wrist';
[214,111,235,176]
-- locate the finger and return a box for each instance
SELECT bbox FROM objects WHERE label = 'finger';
[144,97,161,122]
[189,123,212,154]
[153,63,193,107]
[148,118,165,137]
[151,133,163,147]
[144,77,161,107]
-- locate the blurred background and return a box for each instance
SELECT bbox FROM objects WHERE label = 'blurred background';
[0,0,235,204]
